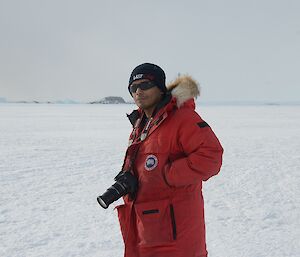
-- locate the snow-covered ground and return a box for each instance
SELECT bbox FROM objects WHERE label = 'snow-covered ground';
[0,104,299,257]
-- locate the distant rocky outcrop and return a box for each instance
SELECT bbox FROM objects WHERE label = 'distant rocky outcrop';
[90,96,126,104]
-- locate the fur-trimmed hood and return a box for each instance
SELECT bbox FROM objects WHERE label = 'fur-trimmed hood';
[127,75,200,126]
[167,75,200,107]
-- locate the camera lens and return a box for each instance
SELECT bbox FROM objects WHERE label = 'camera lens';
[97,196,109,209]
[97,182,128,209]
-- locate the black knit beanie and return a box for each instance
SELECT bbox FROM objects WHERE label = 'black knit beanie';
[128,63,166,94]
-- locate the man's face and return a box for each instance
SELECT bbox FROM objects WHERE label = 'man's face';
[131,79,163,112]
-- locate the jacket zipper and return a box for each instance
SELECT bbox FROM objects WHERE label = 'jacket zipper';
[170,204,177,240]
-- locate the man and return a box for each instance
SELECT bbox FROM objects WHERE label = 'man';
[116,63,223,257]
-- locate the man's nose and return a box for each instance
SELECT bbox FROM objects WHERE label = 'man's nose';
[135,87,143,94]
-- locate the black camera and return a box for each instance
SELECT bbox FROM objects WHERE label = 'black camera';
[97,171,138,209]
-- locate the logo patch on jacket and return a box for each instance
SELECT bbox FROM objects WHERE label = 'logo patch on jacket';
[145,155,158,171]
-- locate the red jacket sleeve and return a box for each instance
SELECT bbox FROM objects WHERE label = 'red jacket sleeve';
[164,109,223,187]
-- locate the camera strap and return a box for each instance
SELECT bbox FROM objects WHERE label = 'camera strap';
[121,115,154,174]
[121,137,142,175]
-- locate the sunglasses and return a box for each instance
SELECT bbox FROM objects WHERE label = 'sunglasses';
[130,81,156,93]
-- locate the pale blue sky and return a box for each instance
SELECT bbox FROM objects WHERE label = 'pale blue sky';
[0,0,299,102]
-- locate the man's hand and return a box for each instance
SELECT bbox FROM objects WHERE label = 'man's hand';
[114,171,138,199]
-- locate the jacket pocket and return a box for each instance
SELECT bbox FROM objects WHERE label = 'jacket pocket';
[115,204,130,243]
[134,199,177,247]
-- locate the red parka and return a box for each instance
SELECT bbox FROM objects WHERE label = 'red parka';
[116,76,223,257]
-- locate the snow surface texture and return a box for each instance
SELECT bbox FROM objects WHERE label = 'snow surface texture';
[0,104,299,257]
